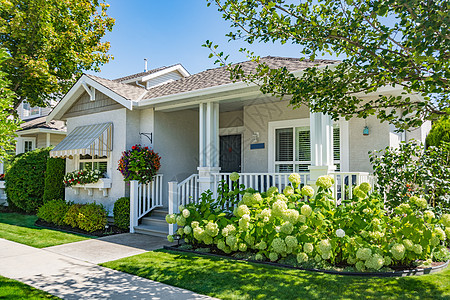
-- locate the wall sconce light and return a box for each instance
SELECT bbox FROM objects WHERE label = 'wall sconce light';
[252,132,260,143]
[363,126,369,136]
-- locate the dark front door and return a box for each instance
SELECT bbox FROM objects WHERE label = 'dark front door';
[220,134,241,172]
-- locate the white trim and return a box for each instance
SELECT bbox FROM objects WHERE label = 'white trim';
[47,74,132,122]
[46,133,51,147]
[17,128,66,136]
[219,126,244,136]
[141,65,190,82]
[20,137,36,154]
[339,119,350,172]
[268,118,310,173]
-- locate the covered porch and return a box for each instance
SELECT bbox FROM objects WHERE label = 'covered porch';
[130,93,376,234]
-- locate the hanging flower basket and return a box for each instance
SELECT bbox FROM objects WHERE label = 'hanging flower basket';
[118,144,161,184]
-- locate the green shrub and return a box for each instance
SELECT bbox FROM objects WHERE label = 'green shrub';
[426,117,450,147]
[63,202,107,232]
[5,147,51,212]
[64,204,83,228]
[43,158,66,202]
[370,141,450,212]
[166,173,450,272]
[37,199,70,226]
[113,197,130,230]
[77,203,107,232]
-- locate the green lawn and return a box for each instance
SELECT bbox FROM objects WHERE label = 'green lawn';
[0,212,91,248]
[0,275,59,299]
[102,250,450,300]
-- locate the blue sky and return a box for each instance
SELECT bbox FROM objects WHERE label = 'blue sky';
[95,1,338,79]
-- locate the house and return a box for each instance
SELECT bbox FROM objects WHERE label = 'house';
[0,101,66,205]
[46,56,431,236]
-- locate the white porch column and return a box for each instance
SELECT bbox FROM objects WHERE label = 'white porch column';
[308,112,336,183]
[46,133,51,147]
[198,102,220,194]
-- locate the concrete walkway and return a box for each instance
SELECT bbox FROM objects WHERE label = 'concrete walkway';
[0,236,215,299]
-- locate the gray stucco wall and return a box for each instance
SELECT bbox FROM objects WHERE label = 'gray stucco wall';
[242,99,310,172]
[64,108,129,215]
[154,109,199,207]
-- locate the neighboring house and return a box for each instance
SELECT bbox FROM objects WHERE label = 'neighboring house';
[46,57,431,236]
[0,101,67,204]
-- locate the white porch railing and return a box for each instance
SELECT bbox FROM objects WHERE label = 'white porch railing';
[129,174,163,233]
[330,172,377,201]
[212,173,309,199]
[167,171,376,234]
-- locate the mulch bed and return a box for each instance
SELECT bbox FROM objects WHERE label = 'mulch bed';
[164,244,449,277]
[35,219,128,237]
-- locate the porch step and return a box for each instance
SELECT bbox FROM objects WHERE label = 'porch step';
[134,225,168,238]
[135,208,169,237]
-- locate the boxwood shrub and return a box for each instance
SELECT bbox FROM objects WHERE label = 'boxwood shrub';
[37,199,70,226]
[43,157,66,202]
[113,197,130,230]
[63,202,107,233]
[5,147,51,212]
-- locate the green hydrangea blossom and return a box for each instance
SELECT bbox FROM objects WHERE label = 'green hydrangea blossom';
[355,261,365,271]
[297,252,309,263]
[245,234,255,246]
[267,186,278,196]
[433,246,450,261]
[239,243,248,252]
[167,235,174,242]
[391,243,406,260]
[318,239,332,256]
[424,210,435,220]
[365,254,384,270]
[230,172,240,181]
[353,186,367,199]
[359,182,372,193]
[442,214,450,227]
[205,222,219,237]
[280,222,294,234]
[226,235,238,248]
[165,214,176,224]
[283,186,294,196]
[300,204,312,217]
[191,221,199,228]
[283,209,299,224]
[288,173,302,185]
[259,208,271,222]
[298,215,306,223]
[269,252,279,262]
[413,244,423,255]
[237,205,250,217]
[182,209,190,218]
[177,228,184,236]
[271,237,287,254]
[347,256,357,265]
[403,239,413,251]
[176,215,186,226]
[239,214,251,231]
[316,175,334,189]
[285,235,298,248]
[256,241,267,250]
[356,248,372,261]
[183,225,192,235]
[217,239,226,250]
[303,243,314,254]
[193,227,204,241]
[272,199,288,217]
[255,253,264,261]
[434,228,446,241]
[301,185,315,197]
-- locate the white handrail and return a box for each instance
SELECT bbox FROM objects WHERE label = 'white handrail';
[177,174,200,207]
[329,172,376,202]
[129,174,164,233]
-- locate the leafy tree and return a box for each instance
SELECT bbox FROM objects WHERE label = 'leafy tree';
[0,0,115,110]
[0,48,20,158]
[206,0,450,129]
[426,115,450,147]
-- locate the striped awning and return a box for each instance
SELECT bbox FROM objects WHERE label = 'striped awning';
[50,123,113,158]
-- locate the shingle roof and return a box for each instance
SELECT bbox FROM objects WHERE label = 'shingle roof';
[113,65,178,82]
[85,74,147,100]
[20,116,66,132]
[141,56,339,100]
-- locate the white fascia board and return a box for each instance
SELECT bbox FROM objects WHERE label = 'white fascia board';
[138,80,255,108]
[83,76,132,110]
[141,64,190,82]
[17,128,67,136]
[47,75,133,123]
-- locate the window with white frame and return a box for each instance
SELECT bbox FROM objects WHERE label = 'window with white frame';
[273,122,340,173]
[23,140,35,153]
[79,154,108,177]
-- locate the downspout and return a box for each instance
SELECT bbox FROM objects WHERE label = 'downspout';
[135,80,146,89]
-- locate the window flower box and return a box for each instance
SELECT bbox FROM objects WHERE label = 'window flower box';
[69,178,112,197]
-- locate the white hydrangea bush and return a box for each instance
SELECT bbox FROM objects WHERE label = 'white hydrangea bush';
[166,172,450,272]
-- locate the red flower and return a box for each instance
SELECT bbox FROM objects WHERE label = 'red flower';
[132,145,136,150]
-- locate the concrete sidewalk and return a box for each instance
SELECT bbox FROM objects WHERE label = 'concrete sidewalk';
[0,238,215,299]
